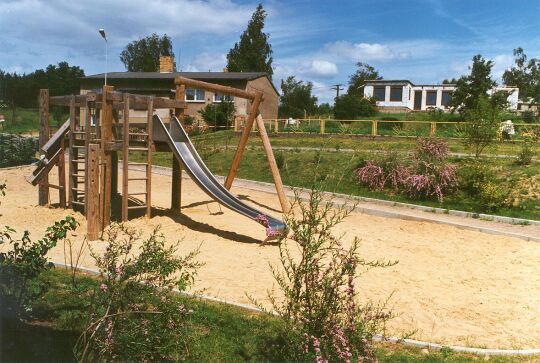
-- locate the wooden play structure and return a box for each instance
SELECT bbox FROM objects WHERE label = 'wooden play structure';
[28,77,288,240]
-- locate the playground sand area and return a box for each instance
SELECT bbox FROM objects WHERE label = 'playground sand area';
[1,165,540,350]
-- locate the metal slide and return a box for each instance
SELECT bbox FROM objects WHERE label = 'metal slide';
[27,120,70,185]
[153,115,286,234]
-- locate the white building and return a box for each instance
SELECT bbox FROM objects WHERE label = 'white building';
[363,80,519,112]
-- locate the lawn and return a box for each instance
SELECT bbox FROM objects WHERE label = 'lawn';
[129,131,540,221]
[6,268,535,362]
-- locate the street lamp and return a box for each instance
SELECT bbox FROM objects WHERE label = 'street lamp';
[99,28,108,85]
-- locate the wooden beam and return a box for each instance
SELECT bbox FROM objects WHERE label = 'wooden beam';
[58,137,67,208]
[100,85,114,229]
[87,144,100,240]
[171,157,181,212]
[38,89,50,206]
[49,94,89,106]
[175,76,257,100]
[175,84,185,123]
[84,100,92,215]
[224,92,263,189]
[146,98,154,218]
[122,93,130,222]
[255,115,289,213]
[68,96,76,207]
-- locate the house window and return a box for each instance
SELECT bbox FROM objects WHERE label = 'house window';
[390,86,403,102]
[426,91,437,106]
[185,88,205,102]
[373,86,386,101]
[441,91,452,107]
[213,92,233,102]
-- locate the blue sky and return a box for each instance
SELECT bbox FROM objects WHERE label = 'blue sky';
[1,0,539,103]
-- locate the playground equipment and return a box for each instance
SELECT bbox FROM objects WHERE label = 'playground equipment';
[28,77,288,240]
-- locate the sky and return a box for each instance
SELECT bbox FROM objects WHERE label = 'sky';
[1,0,540,103]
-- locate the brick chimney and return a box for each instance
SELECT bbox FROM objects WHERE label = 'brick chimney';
[159,56,175,73]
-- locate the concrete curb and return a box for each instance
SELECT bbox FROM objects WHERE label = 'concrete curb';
[50,260,540,356]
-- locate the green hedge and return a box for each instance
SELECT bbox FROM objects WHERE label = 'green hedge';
[0,133,38,167]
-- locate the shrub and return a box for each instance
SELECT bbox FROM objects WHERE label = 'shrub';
[458,96,501,157]
[0,133,38,167]
[334,95,377,120]
[457,160,495,196]
[516,142,534,166]
[478,181,510,212]
[257,187,396,362]
[198,99,236,129]
[0,216,78,319]
[75,224,201,362]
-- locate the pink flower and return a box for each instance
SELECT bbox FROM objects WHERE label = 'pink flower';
[255,214,269,227]
[266,227,282,238]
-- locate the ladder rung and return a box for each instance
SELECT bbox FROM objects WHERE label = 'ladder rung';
[71,173,85,177]
[71,200,85,205]
[128,147,149,151]
[128,178,148,181]
[71,188,85,192]
[127,162,148,166]
[72,145,86,149]
[128,192,147,196]
[45,184,64,190]
[127,205,147,210]
[129,133,149,136]
[72,159,85,163]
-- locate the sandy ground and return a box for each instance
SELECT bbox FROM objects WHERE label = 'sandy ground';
[1,164,539,349]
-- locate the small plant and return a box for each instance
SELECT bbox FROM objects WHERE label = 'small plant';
[256,187,396,362]
[275,151,286,170]
[458,96,501,158]
[198,99,236,130]
[75,224,201,362]
[0,216,78,319]
[516,142,534,166]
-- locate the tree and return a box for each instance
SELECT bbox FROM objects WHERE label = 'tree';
[347,62,381,96]
[226,4,273,79]
[460,96,502,157]
[278,76,318,118]
[120,33,174,72]
[442,78,458,84]
[450,54,507,113]
[317,102,333,117]
[334,94,377,120]
[503,47,540,103]
[198,99,236,129]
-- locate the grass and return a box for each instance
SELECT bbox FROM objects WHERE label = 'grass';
[129,132,540,221]
[28,268,539,362]
[1,108,66,135]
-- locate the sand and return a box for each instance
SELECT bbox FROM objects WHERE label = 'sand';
[1,165,539,350]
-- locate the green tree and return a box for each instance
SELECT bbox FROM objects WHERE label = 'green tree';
[347,62,381,96]
[120,33,174,72]
[198,99,236,129]
[460,96,502,157]
[334,94,377,120]
[278,76,318,118]
[503,47,540,103]
[317,102,333,117]
[442,78,458,84]
[450,54,507,113]
[226,4,273,79]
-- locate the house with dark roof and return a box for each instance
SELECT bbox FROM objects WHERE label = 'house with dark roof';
[81,57,279,122]
[363,79,519,112]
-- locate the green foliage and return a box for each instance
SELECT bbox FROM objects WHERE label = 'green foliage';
[257,187,395,362]
[459,96,502,157]
[516,142,534,166]
[278,76,318,118]
[503,47,540,103]
[334,94,377,120]
[119,33,174,72]
[0,216,78,319]
[347,62,382,96]
[75,224,201,362]
[0,62,84,109]
[198,99,236,129]
[317,102,333,117]
[0,133,38,167]
[226,4,273,79]
[450,54,508,113]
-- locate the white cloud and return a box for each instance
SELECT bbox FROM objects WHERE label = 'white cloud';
[492,54,514,80]
[305,60,338,77]
[323,41,396,61]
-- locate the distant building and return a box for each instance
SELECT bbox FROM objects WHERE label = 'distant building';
[81,57,279,122]
[363,80,519,113]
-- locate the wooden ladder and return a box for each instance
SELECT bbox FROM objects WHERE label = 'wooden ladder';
[121,94,153,221]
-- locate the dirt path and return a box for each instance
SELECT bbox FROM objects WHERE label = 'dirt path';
[1,165,539,349]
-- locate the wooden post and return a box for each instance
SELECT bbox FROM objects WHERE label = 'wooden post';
[371,120,378,137]
[171,157,182,211]
[68,96,76,206]
[255,115,289,213]
[274,119,279,133]
[100,85,114,229]
[146,98,153,218]
[84,99,92,215]
[38,89,49,206]
[57,137,66,208]
[121,93,130,221]
[430,122,437,137]
[320,119,325,135]
[175,84,185,123]
[224,92,263,189]
[87,144,100,241]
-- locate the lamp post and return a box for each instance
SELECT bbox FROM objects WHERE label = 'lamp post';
[99,28,108,85]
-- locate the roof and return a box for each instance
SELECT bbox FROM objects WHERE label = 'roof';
[84,71,268,81]
[365,79,457,87]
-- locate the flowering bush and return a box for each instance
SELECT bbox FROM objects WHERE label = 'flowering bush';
[355,138,458,202]
[257,187,396,362]
[75,224,201,362]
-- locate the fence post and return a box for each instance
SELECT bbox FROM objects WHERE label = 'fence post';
[320,119,325,134]
[274,119,279,133]
[371,120,378,137]
[430,122,437,137]
[87,144,100,241]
